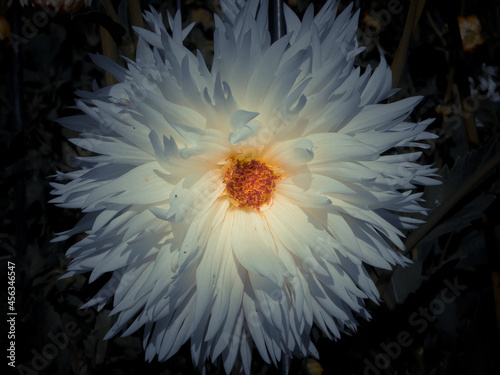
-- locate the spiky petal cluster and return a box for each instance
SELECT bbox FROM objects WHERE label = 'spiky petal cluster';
[51,0,438,373]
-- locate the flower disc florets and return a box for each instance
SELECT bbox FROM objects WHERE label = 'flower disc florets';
[223,156,282,210]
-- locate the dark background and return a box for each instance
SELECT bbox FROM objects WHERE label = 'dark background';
[1,0,500,374]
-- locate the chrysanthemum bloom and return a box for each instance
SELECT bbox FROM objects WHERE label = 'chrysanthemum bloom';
[51,0,438,373]
[20,0,91,13]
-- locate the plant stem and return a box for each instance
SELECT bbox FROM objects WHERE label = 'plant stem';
[128,0,143,29]
[100,26,118,86]
[269,0,286,44]
[441,0,479,148]
[280,356,290,375]
[100,1,119,85]
[391,0,426,88]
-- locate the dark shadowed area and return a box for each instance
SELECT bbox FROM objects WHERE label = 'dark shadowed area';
[1,0,500,374]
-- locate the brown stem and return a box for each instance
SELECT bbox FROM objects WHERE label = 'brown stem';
[128,0,143,29]
[391,0,426,88]
[100,25,118,86]
[442,0,479,148]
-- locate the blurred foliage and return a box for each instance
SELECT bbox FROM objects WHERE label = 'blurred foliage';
[1,0,499,374]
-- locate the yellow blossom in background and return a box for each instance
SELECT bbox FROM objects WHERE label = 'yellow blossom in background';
[458,15,484,52]
[0,16,10,40]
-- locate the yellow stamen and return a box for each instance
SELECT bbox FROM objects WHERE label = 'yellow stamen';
[223,156,282,210]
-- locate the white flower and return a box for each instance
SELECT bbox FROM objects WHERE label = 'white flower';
[51,0,438,373]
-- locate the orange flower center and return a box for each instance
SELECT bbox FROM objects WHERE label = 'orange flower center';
[223,156,281,210]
